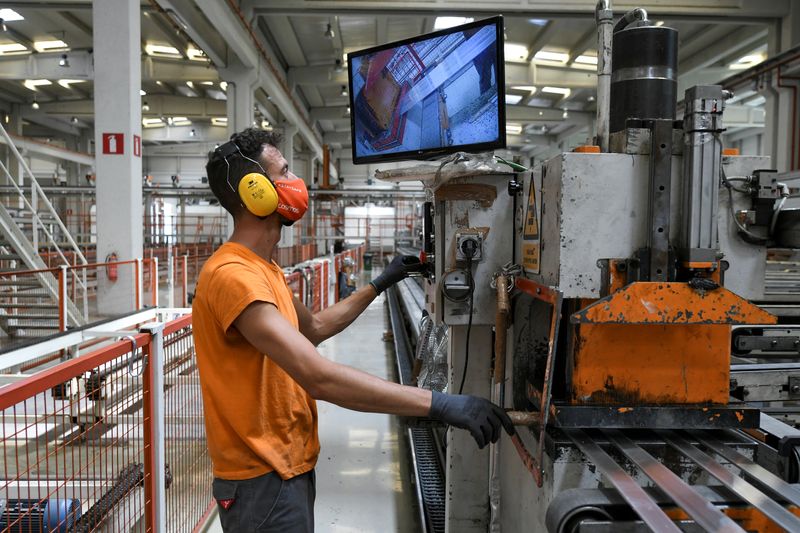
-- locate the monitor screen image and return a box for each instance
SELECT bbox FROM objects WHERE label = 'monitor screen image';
[347,16,505,164]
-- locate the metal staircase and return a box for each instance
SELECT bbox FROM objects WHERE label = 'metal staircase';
[0,124,88,337]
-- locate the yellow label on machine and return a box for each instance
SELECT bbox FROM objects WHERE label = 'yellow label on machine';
[522,178,540,273]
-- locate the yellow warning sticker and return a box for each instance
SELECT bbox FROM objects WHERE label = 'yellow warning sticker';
[522,177,540,273]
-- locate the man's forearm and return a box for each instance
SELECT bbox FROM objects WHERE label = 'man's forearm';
[310,284,378,343]
[312,357,432,416]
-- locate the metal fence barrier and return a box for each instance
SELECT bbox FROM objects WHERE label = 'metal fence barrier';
[0,312,210,532]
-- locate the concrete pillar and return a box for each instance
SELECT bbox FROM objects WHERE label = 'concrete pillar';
[93,0,143,312]
[221,60,257,135]
[220,60,257,237]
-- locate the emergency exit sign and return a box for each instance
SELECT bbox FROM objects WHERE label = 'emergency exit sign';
[102,133,124,155]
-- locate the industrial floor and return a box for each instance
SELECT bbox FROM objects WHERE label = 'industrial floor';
[205,287,421,532]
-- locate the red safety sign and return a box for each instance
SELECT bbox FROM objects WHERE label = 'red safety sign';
[102,133,124,155]
[133,134,141,157]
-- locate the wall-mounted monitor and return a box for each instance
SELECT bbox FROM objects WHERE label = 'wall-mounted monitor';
[347,16,506,165]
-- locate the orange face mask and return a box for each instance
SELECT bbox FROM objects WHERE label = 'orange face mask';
[273,174,308,225]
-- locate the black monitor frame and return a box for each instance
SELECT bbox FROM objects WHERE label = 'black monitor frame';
[346,15,506,165]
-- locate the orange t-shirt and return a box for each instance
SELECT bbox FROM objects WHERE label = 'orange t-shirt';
[192,242,319,480]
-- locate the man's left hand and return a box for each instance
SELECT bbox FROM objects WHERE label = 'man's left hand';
[370,255,425,294]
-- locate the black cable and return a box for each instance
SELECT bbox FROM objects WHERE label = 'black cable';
[457,257,474,395]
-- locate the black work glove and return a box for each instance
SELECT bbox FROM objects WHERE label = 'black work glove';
[369,255,424,294]
[429,391,515,448]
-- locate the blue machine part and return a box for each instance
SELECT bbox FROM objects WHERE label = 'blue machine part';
[0,498,82,532]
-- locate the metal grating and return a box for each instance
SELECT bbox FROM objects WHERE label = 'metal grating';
[409,427,446,533]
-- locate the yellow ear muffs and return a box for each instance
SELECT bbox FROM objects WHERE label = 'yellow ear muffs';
[238,172,279,217]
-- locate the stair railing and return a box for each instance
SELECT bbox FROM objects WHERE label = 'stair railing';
[0,123,89,323]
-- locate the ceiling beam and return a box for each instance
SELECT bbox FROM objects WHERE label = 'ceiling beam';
[22,112,82,137]
[246,0,790,22]
[0,133,94,166]
[310,106,350,121]
[141,124,228,143]
[265,15,307,67]
[58,11,92,38]
[0,52,220,83]
[680,27,767,76]
[153,0,228,68]
[567,27,596,64]
[192,0,331,175]
[147,10,191,60]
[525,20,558,62]
[37,95,227,118]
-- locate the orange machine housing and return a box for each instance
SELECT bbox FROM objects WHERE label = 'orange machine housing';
[568,282,777,405]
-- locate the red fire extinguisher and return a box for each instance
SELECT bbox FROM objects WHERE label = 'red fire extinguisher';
[106,252,119,282]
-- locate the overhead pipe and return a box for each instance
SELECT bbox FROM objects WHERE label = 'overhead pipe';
[595,0,613,151]
[613,7,649,33]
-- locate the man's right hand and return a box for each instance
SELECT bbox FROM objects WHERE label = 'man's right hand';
[429,391,515,448]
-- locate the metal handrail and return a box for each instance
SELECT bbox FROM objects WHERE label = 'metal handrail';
[0,122,88,266]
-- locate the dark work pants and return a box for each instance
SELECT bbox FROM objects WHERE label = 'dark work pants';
[212,470,316,532]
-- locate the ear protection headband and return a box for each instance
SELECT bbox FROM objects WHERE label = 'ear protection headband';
[215,141,279,217]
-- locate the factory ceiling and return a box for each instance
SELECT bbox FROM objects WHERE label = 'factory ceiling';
[0,0,786,159]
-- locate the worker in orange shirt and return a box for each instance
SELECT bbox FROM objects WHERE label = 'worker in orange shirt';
[192,127,513,532]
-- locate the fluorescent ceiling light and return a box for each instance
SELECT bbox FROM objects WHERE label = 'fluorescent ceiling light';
[211,117,228,126]
[434,17,474,30]
[142,118,164,127]
[140,89,147,96]
[0,43,28,55]
[542,86,571,96]
[505,43,529,62]
[0,9,24,22]
[24,79,52,91]
[506,123,522,135]
[528,19,548,26]
[187,47,207,61]
[145,43,181,58]
[505,94,523,105]
[200,81,214,86]
[219,81,228,91]
[654,20,666,26]
[33,40,69,52]
[171,117,191,126]
[534,50,569,63]
[58,79,86,88]
[729,53,766,70]
[512,85,537,94]
[186,81,194,88]
[574,54,598,65]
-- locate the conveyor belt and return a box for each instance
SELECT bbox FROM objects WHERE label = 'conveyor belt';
[556,427,800,532]
[387,284,445,533]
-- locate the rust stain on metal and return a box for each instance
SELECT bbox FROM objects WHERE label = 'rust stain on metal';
[435,183,497,208]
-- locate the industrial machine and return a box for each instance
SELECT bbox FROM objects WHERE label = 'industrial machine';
[382,4,800,532]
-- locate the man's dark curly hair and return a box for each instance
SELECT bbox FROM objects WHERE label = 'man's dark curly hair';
[206,128,284,217]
